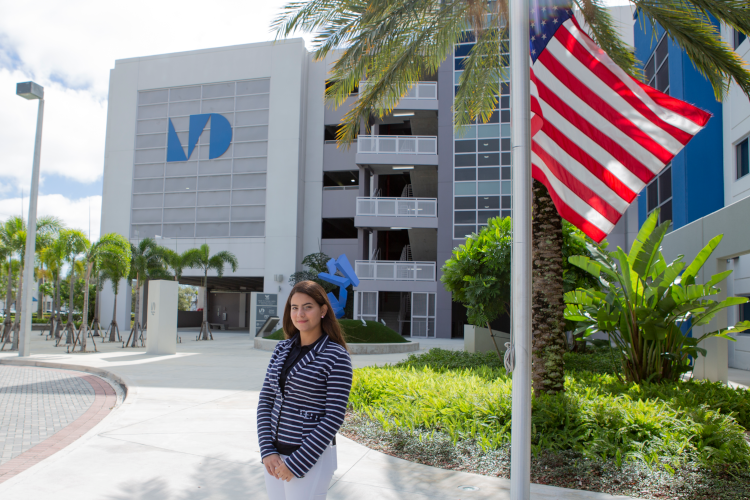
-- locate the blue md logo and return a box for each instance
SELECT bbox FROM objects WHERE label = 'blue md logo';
[166,113,232,162]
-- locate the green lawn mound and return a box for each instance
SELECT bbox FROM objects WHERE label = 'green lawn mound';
[265,319,408,343]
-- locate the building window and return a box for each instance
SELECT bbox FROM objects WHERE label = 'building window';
[735,29,747,50]
[644,36,669,95]
[739,300,750,323]
[453,40,511,239]
[737,138,749,180]
[323,170,359,189]
[322,218,357,239]
[647,164,672,225]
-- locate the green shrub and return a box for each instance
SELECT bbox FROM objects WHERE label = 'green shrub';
[351,349,750,470]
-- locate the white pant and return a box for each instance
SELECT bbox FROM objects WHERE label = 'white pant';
[264,445,337,500]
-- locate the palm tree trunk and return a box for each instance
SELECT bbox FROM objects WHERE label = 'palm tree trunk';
[54,273,62,339]
[2,258,13,341]
[66,271,75,344]
[531,181,567,396]
[200,271,211,340]
[130,276,141,347]
[109,287,119,342]
[37,275,44,317]
[12,265,24,350]
[91,280,100,334]
[78,263,93,352]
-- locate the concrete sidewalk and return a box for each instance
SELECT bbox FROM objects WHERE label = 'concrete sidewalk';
[0,331,644,500]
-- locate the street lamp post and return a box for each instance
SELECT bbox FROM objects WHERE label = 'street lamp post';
[16,81,45,357]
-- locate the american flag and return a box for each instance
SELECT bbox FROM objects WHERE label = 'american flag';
[528,4,711,242]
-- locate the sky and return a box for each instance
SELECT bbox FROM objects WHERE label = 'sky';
[0,0,633,242]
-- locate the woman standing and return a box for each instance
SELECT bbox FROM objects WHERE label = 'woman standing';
[257,281,353,500]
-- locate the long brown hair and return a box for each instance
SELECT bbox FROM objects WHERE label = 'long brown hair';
[282,281,348,351]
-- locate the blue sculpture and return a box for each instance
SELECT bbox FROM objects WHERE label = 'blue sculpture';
[317,255,359,319]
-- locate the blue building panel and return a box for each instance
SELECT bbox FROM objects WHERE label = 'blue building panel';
[634,13,724,229]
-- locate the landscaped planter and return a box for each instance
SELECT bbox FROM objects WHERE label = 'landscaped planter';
[254,337,419,354]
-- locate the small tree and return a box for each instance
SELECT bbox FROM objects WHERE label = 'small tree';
[565,209,750,383]
[442,217,511,359]
[59,230,89,345]
[288,252,336,293]
[73,233,131,352]
[127,238,167,347]
[183,243,238,341]
[100,248,131,343]
[163,248,195,282]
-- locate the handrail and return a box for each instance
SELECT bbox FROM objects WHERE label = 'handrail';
[354,260,436,281]
[357,135,437,155]
[356,197,437,217]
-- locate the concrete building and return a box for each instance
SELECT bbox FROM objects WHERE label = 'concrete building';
[99,39,454,337]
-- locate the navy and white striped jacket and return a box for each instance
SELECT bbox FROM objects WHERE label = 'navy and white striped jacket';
[257,333,353,478]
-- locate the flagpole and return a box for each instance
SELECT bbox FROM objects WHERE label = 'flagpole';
[509,0,532,497]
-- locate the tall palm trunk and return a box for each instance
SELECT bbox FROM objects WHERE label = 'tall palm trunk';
[76,263,94,352]
[109,286,120,342]
[91,278,101,336]
[65,270,75,344]
[2,258,13,341]
[198,270,212,341]
[37,275,44,317]
[531,181,567,396]
[54,273,63,339]
[128,274,142,347]
[11,265,24,351]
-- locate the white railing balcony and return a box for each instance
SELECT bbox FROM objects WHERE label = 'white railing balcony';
[355,260,436,281]
[356,197,437,218]
[359,81,437,100]
[357,135,437,155]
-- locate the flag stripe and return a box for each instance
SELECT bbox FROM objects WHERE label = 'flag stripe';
[553,24,694,146]
[537,121,638,202]
[537,49,676,163]
[532,166,609,243]
[531,157,612,240]
[565,20,708,133]
[532,94,646,193]
[532,138,623,223]
[533,72,662,180]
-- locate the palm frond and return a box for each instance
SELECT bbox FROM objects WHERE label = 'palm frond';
[633,0,750,99]
[573,0,641,78]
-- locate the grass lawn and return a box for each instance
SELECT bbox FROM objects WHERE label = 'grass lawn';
[341,347,750,500]
[265,319,408,343]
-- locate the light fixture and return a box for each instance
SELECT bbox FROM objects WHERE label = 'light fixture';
[393,112,414,117]
[350,179,355,182]
[390,227,409,230]
[393,166,414,170]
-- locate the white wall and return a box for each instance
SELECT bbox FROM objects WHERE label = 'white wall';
[722,28,750,206]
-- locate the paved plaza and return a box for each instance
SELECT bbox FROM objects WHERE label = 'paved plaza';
[0,330,697,500]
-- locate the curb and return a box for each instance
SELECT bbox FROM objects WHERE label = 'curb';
[253,337,420,354]
[0,358,130,400]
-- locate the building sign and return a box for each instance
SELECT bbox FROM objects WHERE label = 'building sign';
[166,113,232,162]
[250,292,278,336]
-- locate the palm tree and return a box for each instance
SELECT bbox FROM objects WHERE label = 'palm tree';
[0,239,13,344]
[58,229,89,345]
[39,244,62,338]
[183,243,238,341]
[0,216,63,350]
[272,0,750,395]
[127,238,167,348]
[100,250,131,342]
[162,248,195,282]
[72,233,131,352]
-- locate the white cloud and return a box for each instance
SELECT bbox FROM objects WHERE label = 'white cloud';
[0,194,102,242]
[0,0,311,196]
[0,68,106,191]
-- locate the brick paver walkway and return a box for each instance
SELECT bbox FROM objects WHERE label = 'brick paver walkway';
[0,366,116,483]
